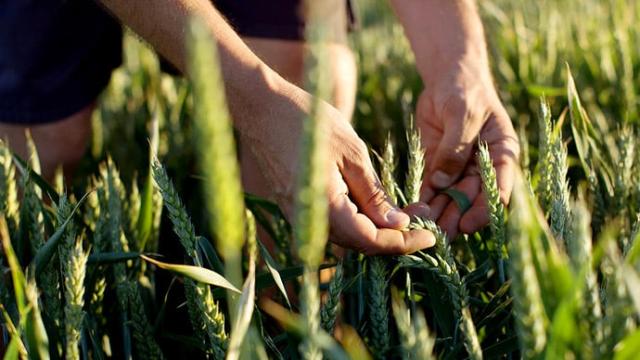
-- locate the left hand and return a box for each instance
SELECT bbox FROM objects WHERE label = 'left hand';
[409,70,520,239]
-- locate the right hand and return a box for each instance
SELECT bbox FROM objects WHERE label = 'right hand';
[239,75,435,255]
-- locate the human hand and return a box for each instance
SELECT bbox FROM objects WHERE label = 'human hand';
[411,72,520,239]
[242,78,435,255]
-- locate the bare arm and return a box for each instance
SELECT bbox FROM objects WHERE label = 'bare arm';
[390,0,519,238]
[99,0,278,137]
[98,0,436,254]
[389,0,492,85]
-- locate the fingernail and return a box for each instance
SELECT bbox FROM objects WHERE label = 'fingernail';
[431,171,452,188]
[385,208,406,225]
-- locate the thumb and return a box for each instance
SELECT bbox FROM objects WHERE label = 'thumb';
[429,131,475,189]
[342,152,409,230]
[428,94,489,189]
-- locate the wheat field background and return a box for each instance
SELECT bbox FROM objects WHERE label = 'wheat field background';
[2,0,640,359]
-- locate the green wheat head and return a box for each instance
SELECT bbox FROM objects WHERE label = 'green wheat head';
[367,257,390,358]
[152,158,228,355]
[321,262,343,335]
[600,238,634,355]
[151,158,198,260]
[478,141,507,282]
[127,281,164,359]
[0,140,19,233]
[536,98,553,214]
[299,270,322,360]
[407,217,481,359]
[391,288,436,360]
[405,120,425,204]
[380,134,398,205]
[549,133,572,244]
[20,173,44,255]
[62,233,88,360]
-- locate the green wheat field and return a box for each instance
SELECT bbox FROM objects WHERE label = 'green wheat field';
[3,0,640,359]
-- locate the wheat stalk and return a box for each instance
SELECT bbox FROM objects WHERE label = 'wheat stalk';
[568,197,603,357]
[508,179,548,358]
[536,98,553,214]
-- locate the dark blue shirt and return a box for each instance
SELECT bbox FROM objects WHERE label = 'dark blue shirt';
[0,0,122,124]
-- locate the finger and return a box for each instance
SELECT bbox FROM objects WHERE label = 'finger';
[428,99,483,190]
[460,195,490,234]
[426,165,480,221]
[328,192,377,252]
[403,202,432,220]
[329,193,435,254]
[426,194,451,221]
[366,228,436,255]
[341,143,409,229]
[436,176,482,238]
[481,111,520,204]
[419,184,436,203]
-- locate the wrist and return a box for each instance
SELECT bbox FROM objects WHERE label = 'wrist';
[418,47,493,86]
[424,59,498,101]
[230,62,310,143]
[227,62,289,133]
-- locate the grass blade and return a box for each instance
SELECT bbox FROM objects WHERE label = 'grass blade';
[30,191,92,276]
[140,255,240,294]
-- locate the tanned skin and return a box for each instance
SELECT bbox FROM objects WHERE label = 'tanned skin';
[390,0,519,238]
[2,0,518,254]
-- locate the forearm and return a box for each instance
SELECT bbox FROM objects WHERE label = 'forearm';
[98,0,283,134]
[389,0,492,86]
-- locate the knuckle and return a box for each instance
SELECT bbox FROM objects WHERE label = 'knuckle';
[440,147,469,166]
[389,242,407,255]
[343,140,371,174]
[353,140,370,162]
